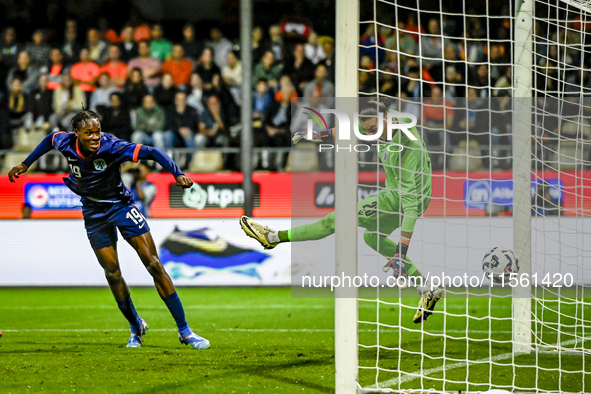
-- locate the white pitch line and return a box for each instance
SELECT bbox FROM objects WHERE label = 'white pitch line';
[368,336,591,390]
[0,327,513,335]
[0,303,510,310]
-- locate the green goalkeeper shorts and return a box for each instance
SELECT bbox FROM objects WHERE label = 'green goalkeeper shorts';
[357,189,430,235]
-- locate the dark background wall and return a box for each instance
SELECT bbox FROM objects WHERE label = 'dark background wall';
[0,0,336,43]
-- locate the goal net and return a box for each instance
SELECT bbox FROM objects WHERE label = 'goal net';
[348,0,591,392]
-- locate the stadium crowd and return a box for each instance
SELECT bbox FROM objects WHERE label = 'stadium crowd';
[0,6,588,172]
[0,15,339,172]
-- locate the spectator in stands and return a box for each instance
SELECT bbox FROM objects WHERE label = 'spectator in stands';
[318,36,335,82]
[378,65,398,97]
[131,93,172,149]
[130,12,151,42]
[70,48,101,101]
[101,45,128,88]
[207,28,233,69]
[195,47,220,90]
[360,24,386,65]
[128,41,162,90]
[153,73,178,110]
[122,67,149,109]
[50,73,85,130]
[197,94,230,148]
[25,29,50,68]
[186,73,207,116]
[98,17,118,44]
[423,85,454,169]
[462,28,485,63]
[1,27,21,68]
[118,25,139,63]
[251,26,265,64]
[283,43,315,95]
[87,28,108,64]
[8,78,29,131]
[209,74,240,128]
[401,64,423,98]
[221,50,242,104]
[421,18,444,81]
[265,25,285,62]
[397,22,418,58]
[7,51,40,93]
[303,63,335,108]
[0,102,10,149]
[181,23,203,64]
[256,79,294,170]
[161,45,193,88]
[28,74,53,130]
[305,30,326,64]
[89,73,118,114]
[150,24,172,62]
[290,89,332,134]
[46,48,64,90]
[167,91,203,148]
[489,44,508,81]
[253,78,273,123]
[444,64,465,104]
[61,24,81,67]
[252,51,282,88]
[404,12,424,41]
[102,92,132,141]
[493,66,511,96]
[469,64,490,97]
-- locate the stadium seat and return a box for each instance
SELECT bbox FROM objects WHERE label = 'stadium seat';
[12,128,48,152]
[284,143,319,172]
[448,140,483,171]
[188,151,224,173]
[1,152,37,174]
[555,141,584,170]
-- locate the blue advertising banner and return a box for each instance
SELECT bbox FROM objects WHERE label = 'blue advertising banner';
[25,183,82,210]
[464,179,564,209]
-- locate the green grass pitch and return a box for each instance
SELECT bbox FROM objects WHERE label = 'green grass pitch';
[1,287,590,393]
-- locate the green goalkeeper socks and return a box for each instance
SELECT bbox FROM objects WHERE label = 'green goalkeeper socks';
[279,230,291,242]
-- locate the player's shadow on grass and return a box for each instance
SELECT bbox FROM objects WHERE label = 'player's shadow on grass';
[126,356,334,394]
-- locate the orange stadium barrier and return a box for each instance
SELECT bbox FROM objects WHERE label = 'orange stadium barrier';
[1,171,590,219]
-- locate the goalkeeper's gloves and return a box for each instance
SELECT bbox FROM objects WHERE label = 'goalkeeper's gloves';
[291,129,331,144]
[382,238,410,282]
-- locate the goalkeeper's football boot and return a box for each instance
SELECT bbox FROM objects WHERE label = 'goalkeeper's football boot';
[240,216,278,250]
[413,287,443,324]
[179,332,210,350]
[126,318,149,348]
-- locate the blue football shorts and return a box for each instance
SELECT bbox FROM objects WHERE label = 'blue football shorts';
[82,200,151,250]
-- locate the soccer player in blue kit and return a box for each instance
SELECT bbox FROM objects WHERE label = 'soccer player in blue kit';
[8,110,210,350]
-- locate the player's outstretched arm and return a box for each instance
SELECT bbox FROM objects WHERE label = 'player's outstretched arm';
[8,132,57,183]
[137,145,193,188]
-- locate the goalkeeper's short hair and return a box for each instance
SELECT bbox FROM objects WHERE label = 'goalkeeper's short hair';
[358,100,387,134]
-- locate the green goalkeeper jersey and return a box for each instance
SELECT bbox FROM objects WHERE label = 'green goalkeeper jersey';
[377,113,432,233]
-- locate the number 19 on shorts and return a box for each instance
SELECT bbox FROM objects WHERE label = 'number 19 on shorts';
[126,207,145,227]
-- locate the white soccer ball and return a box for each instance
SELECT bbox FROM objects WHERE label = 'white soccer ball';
[482,247,520,284]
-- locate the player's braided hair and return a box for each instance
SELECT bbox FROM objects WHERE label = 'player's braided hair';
[70,110,100,131]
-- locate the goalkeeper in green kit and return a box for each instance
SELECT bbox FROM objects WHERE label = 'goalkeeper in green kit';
[240,100,441,323]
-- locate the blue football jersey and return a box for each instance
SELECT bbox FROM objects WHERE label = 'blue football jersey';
[51,131,142,203]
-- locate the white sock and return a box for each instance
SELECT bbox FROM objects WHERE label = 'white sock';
[267,231,280,243]
[417,278,431,295]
